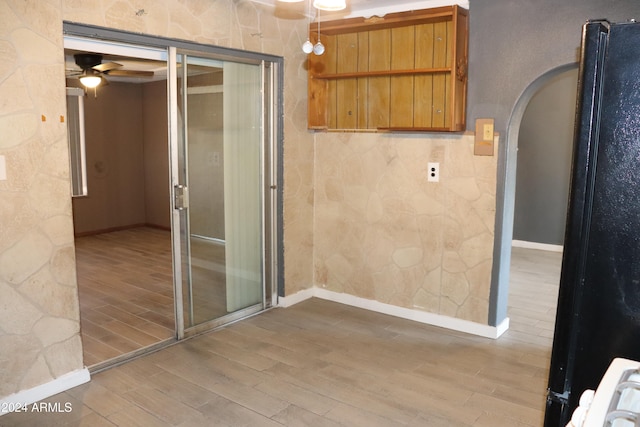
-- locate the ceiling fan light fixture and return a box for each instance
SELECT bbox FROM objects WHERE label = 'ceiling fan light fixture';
[79,70,102,88]
[312,0,346,11]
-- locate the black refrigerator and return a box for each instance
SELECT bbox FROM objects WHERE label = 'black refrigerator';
[544,19,640,426]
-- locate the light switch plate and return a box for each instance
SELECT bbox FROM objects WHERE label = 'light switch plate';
[483,122,494,140]
[0,155,6,181]
[475,118,495,156]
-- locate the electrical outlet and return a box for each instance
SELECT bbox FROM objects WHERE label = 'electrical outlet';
[427,162,439,182]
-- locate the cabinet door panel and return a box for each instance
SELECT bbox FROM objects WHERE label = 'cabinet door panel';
[336,33,358,129]
[414,24,434,128]
[357,32,369,129]
[432,73,447,128]
[390,26,415,128]
[368,29,391,128]
[324,35,338,129]
[444,21,453,128]
[433,21,449,68]
[432,22,449,128]
[308,31,330,128]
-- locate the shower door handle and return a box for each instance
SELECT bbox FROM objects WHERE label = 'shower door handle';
[174,184,189,210]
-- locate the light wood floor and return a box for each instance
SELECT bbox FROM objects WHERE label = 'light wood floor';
[75,228,175,366]
[1,247,562,426]
[187,237,228,324]
[76,228,229,366]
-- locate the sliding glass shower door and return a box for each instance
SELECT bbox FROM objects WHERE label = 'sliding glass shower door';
[170,50,274,336]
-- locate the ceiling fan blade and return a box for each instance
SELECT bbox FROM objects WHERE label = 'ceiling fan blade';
[93,61,123,72]
[104,69,154,77]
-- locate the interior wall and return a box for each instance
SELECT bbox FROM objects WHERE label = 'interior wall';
[467,0,640,324]
[0,3,84,401]
[71,78,171,233]
[143,80,170,230]
[467,0,640,134]
[73,79,195,235]
[314,133,498,324]
[513,68,578,246]
[0,0,313,403]
[71,81,146,235]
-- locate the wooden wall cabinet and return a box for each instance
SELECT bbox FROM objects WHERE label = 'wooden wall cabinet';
[307,5,468,132]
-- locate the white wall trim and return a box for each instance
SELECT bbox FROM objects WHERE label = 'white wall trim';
[512,239,564,253]
[277,287,315,308]
[0,368,90,416]
[278,287,509,339]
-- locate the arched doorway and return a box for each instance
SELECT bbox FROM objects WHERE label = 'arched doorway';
[513,68,578,248]
[491,63,578,330]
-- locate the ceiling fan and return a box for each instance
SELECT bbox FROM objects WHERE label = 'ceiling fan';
[70,53,154,88]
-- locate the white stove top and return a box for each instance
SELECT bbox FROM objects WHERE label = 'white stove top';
[569,358,640,427]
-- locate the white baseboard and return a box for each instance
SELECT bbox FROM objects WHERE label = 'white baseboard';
[277,287,314,307]
[0,368,90,416]
[512,240,563,253]
[278,287,509,339]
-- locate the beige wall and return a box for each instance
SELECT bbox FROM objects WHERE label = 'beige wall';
[0,0,83,399]
[0,0,497,403]
[71,81,147,234]
[0,0,314,401]
[314,133,497,324]
[142,80,170,230]
[72,80,170,234]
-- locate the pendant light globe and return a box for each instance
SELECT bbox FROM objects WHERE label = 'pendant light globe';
[313,41,325,55]
[302,39,314,54]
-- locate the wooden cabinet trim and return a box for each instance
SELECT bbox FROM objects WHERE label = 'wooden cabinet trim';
[316,6,463,35]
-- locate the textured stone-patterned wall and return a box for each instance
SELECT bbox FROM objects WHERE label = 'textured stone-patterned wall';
[0,0,315,400]
[62,1,316,296]
[0,0,83,398]
[0,0,498,403]
[313,133,497,324]
[67,1,316,292]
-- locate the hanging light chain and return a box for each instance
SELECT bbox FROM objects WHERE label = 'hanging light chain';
[290,0,342,54]
[313,8,325,55]
[302,0,313,53]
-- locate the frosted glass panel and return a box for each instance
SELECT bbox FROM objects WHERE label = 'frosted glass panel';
[178,53,264,328]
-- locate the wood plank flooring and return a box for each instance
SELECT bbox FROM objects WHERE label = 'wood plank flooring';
[1,246,562,426]
[187,237,228,324]
[76,227,230,366]
[75,228,175,366]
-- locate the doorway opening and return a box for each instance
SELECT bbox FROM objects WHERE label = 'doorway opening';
[63,24,282,371]
[502,64,578,347]
[513,68,578,249]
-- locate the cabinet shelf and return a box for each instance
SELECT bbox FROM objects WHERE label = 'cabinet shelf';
[378,127,454,132]
[312,67,452,80]
[307,5,468,133]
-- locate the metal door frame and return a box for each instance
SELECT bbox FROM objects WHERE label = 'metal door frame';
[63,22,283,366]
